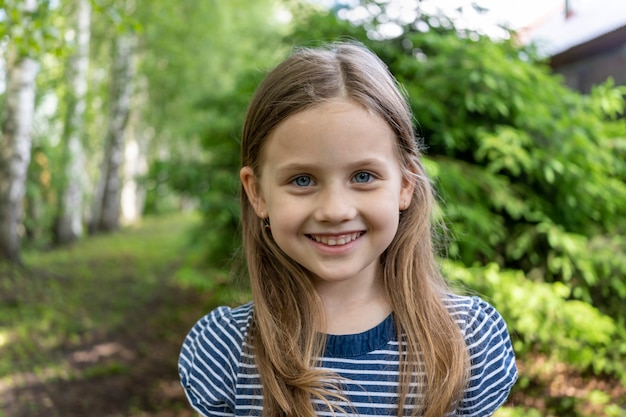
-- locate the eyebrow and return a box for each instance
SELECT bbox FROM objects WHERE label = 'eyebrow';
[274,158,391,174]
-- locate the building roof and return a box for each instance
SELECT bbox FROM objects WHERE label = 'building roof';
[526,0,626,58]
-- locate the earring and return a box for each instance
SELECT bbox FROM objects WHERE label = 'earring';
[261,211,271,232]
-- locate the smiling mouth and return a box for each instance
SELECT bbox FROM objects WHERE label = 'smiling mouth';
[307,232,364,246]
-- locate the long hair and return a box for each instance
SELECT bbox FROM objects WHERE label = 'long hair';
[240,42,469,417]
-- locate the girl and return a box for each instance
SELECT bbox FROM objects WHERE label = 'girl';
[179,42,517,417]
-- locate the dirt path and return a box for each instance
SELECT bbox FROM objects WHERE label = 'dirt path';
[4,287,204,417]
[0,215,214,417]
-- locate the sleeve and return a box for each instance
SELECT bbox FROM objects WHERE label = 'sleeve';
[178,306,245,417]
[456,296,518,416]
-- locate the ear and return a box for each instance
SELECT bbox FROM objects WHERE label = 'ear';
[240,166,267,217]
[399,164,417,210]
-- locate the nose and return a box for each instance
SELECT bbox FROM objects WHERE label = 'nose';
[313,183,357,224]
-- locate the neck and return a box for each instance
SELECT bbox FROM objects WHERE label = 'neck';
[314,274,391,335]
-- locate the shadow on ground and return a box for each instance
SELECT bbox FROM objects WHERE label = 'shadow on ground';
[2,283,206,417]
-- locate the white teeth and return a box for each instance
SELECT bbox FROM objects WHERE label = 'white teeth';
[311,232,361,246]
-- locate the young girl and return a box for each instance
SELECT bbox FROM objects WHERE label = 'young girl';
[179,42,517,417]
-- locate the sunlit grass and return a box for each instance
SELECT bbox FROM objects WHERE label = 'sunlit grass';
[0,213,200,385]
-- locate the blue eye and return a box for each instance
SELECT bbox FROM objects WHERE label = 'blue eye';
[293,176,313,187]
[353,172,372,183]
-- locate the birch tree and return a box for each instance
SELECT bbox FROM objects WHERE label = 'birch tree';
[120,75,149,225]
[54,0,91,244]
[0,0,39,263]
[90,33,136,232]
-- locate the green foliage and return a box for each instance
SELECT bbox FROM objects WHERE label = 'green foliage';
[377,31,626,318]
[137,0,286,269]
[9,0,289,252]
[81,360,130,379]
[1,0,60,57]
[445,261,624,379]
[135,0,285,150]
[142,69,265,269]
[384,25,626,415]
[495,407,545,417]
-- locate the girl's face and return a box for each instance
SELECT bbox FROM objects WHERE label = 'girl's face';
[241,98,414,289]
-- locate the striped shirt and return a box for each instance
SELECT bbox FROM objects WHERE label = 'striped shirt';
[179,295,517,416]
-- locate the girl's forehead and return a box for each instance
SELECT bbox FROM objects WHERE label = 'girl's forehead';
[257,98,402,171]
[267,99,384,140]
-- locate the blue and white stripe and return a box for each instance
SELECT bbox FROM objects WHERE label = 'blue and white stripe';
[179,295,517,416]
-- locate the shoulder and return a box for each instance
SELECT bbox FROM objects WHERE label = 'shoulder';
[442,294,509,340]
[185,302,254,344]
[180,303,253,364]
[442,294,518,416]
[178,302,254,415]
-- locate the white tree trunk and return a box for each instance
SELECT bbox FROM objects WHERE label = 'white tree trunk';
[120,75,150,225]
[120,136,147,224]
[92,34,136,232]
[55,0,91,244]
[0,0,39,262]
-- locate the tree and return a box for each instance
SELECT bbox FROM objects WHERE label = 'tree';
[0,0,40,263]
[138,0,287,266]
[54,0,91,244]
[90,32,136,232]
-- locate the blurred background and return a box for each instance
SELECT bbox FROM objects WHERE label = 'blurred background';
[0,0,625,416]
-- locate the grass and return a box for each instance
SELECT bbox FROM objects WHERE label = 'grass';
[0,212,220,417]
[2,214,188,372]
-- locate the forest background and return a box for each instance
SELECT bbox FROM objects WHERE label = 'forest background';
[0,0,625,416]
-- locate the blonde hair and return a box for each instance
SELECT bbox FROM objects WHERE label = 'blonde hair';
[240,42,469,417]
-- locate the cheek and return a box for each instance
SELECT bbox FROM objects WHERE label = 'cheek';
[366,199,401,230]
[265,197,306,228]
[267,208,306,256]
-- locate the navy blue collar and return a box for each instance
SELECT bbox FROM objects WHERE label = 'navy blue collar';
[323,314,395,358]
